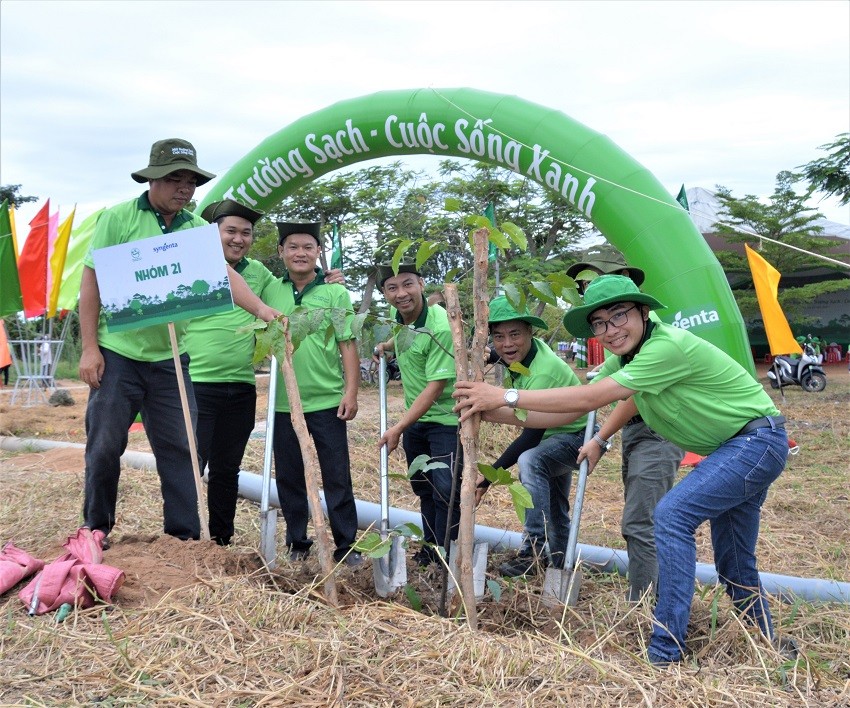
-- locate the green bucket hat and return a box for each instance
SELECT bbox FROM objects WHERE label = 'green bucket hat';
[201,199,264,225]
[131,138,215,185]
[566,247,645,287]
[563,275,664,338]
[276,221,321,246]
[488,296,548,330]
[376,262,420,289]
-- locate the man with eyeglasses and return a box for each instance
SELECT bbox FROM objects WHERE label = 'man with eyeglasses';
[454,275,789,666]
[567,251,684,604]
[79,139,277,545]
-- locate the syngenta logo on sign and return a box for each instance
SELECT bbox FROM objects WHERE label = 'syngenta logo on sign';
[670,307,721,330]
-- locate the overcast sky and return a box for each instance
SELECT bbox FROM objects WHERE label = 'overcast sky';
[2,0,848,235]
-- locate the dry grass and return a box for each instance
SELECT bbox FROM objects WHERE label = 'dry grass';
[1,367,849,706]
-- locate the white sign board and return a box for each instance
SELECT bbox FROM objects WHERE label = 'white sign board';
[92,224,233,332]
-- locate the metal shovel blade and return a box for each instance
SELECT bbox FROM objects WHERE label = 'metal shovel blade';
[373,535,408,598]
[373,356,407,597]
[541,410,597,607]
[259,357,279,569]
[447,540,489,601]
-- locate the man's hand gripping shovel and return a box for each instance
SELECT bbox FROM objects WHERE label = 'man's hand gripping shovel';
[373,355,408,597]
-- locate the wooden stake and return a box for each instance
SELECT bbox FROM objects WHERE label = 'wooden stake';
[277,319,339,607]
[168,321,210,541]
[444,226,491,629]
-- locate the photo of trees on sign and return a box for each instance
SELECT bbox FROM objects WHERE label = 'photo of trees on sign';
[102,276,234,332]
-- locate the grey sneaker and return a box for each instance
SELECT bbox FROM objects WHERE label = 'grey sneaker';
[342,552,363,568]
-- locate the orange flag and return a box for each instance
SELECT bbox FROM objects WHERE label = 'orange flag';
[17,201,50,318]
[745,244,801,357]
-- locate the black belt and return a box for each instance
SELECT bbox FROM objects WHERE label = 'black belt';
[736,415,786,437]
[625,415,643,427]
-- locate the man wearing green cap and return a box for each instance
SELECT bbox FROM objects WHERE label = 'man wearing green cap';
[79,139,277,543]
[454,275,788,666]
[567,249,684,602]
[482,296,590,577]
[373,264,460,566]
[255,222,361,566]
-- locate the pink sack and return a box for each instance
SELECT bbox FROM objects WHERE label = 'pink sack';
[0,543,45,595]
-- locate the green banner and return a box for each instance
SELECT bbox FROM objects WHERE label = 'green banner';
[197,88,755,375]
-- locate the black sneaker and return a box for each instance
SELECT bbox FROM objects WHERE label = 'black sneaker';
[290,548,310,561]
[499,547,547,577]
[412,547,437,567]
[342,552,363,568]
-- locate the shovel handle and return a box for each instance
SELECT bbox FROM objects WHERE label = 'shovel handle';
[563,409,597,571]
[378,356,390,536]
[260,356,278,514]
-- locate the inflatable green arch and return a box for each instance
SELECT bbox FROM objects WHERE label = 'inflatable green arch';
[197,87,754,375]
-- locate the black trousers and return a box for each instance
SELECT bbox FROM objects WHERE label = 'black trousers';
[194,381,257,543]
[273,407,358,561]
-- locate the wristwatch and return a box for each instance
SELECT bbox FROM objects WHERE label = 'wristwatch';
[592,433,611,452]
[503,388,520,408]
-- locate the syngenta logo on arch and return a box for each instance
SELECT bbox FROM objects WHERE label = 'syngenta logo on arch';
[669,306,722,330]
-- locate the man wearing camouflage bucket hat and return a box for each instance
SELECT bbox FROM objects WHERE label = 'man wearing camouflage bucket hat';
[455,275,789,665]
[79,140,278,545]
[568,247,684,603]
[479,296,593,577]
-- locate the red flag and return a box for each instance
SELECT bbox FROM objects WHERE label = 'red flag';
[17,201,50,318]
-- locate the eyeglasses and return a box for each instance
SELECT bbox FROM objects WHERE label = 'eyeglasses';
[589,305,637,335]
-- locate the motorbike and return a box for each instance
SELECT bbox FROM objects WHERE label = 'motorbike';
[767,339,827,393]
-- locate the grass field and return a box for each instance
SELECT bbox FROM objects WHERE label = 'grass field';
[1,364,848,706]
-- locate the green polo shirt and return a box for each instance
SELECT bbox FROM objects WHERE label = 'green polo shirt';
[394,301,457,427]
[260,270,354,413]
[505,338,587,438]
[83,193,207,362]
[184,258,276,384]
[596,321,780,455]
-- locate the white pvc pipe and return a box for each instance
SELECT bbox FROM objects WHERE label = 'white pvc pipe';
[3,435,848,604]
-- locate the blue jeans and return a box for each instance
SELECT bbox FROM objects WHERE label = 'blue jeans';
[517,430,584,563]
[194,381,256,544]
[273,407,359,562]
[83,347,200,540]
[649,424,788,662]
[402,422,461,552]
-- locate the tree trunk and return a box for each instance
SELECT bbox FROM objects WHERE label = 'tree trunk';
[278,321,338,607]
[444,226,490,630]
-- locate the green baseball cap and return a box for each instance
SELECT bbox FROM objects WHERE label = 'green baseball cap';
[562,274,664,338]
[131,138,215,185]
[488,296,548,330]
[201,199,264,225]
[376,262,420,288]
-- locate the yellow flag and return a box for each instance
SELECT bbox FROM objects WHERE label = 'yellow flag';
[47,208,76,317]
[745,244,802,357]
[10,205,18,256]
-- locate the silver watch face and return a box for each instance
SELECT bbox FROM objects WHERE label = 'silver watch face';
[504,388,519,406]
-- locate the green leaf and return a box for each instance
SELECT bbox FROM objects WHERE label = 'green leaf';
[502,283,526,313]
[513,408,528,422]
[415,240,445,270]
[407,454,433,477]
[236,320,270,335]
[477,463,513,486]
[463,214,492,229]
[508,361,530,376]
[486,579,502,602]
[529,280,557,306]
[395,324,418,354]
[392,239,414,273]
[443,197,462,212]
[487,228,511,250]
[501,222,527,250]
[444,267,463,283]
[323,323,335,345]
[330,307,349,339]
[351,312,369,339]
[404,584,423,612]
[353,532,392,558]
[509,481,534,524]
[396,522,424,538]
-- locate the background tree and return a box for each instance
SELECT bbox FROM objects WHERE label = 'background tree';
[713,171,847,321]
[0,184,38,208]
[798,132,850,206]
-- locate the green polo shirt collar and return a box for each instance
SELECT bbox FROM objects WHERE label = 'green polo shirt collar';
[232,257,249,274]
[137,191,195,234]
[282,267,325,305]
[395,295,429,328]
